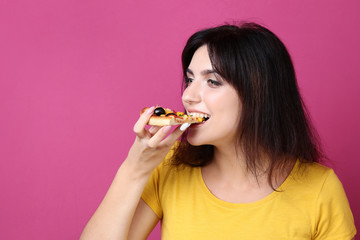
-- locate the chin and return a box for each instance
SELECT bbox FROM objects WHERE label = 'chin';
[186,133,211,146]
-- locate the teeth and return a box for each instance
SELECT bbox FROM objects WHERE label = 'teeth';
[188,112,210,119]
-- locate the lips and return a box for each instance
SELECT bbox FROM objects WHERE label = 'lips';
[187,110,211,122]
[185,111,210,129]
[189,120,207,128]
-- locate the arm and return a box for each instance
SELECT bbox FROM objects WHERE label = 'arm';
[80,107,189,240]
[128,199,160,239]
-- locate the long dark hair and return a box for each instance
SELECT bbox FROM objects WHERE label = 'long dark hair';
[172,22,324,188]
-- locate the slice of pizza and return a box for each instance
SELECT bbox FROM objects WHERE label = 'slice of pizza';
[141,106,209,126]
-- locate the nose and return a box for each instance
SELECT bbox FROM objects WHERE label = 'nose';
[182,79,201,105]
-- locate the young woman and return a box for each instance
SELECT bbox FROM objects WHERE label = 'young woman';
[80,23,356,239]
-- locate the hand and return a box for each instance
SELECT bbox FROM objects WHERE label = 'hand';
[125,106,190,178]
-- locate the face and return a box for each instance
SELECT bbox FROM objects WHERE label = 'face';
[182,45,242,148]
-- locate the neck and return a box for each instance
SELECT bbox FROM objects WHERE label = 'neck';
[209,144,263,185]
[213,144,245,170]
[207,144,294,189]
[201,144,275,204]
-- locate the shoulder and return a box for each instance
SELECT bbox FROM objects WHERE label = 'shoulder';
[284,160,354,205]
[282,161,345,206]
[313,169,356,238]
[285,162,356,239]
[300,162,349,205]
[299,161,332,177]
[291,161,336,188]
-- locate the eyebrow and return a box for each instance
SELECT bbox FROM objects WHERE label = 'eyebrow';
[186,68,217,76]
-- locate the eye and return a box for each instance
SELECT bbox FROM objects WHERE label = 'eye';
[207,79,222,87]
[185,77,194,87]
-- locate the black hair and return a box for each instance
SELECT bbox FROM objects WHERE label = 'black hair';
[172,22,324,188]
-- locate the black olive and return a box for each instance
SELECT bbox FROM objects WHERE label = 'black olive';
[154,107,166,116]
[166,113,177,117]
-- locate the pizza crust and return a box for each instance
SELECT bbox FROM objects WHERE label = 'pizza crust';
[148,116,184,126]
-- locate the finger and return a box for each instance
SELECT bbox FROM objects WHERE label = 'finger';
[133,106,155,137]
[161,123,191,146]
[147,126,172,148]
[148,126,161,135]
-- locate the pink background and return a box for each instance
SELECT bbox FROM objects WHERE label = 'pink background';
[0,0,359,239]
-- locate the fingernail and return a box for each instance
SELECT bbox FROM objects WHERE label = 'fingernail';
[146,106,155,114]
[180,123,191,131]
[162,125,172,133]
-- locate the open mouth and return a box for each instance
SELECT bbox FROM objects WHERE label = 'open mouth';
[188,112,210,123]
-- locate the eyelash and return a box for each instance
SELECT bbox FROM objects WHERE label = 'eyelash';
[184,77,193,87]
[184,78,222,88]
[207,79,222,87]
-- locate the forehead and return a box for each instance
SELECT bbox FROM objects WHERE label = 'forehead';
[188,45,213,73]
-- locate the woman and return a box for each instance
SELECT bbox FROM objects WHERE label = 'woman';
[80,23,356,239]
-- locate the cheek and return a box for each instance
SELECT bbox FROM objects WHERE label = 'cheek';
[231,100,242,122]
[216,93,242,129]
[216,114,239,133]
[211,91,241,116]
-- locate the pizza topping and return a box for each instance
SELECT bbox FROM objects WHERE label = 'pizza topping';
[166,112,177,117]
[154,107,166,116]
[164,108,173,114]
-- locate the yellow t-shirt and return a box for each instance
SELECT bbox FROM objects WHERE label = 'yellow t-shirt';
[142,155,356,239]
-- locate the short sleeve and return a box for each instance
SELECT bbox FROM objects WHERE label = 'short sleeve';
[141,163,163,219]
[313,170,356,239]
